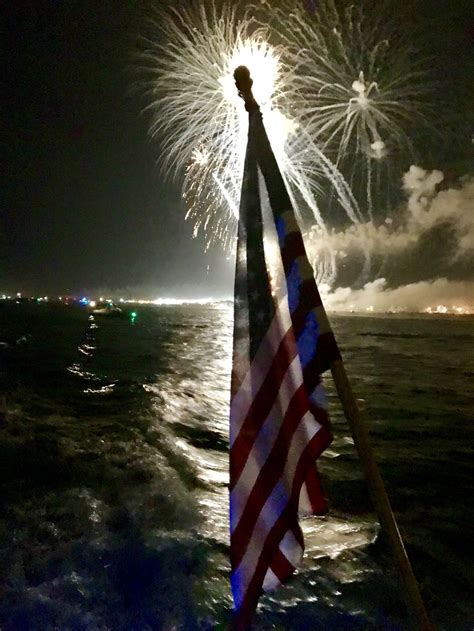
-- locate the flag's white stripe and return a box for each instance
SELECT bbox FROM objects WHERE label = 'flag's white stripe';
[262,567,280,591]
[230,302,293,446]
[298,481,313,515]
[262,528,304,591]
[310,383,328,411]
[232,411,322,604]
[230,355,301,533]
[278,528,303,566]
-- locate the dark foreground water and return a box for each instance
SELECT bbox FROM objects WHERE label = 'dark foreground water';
[0,302,473,630]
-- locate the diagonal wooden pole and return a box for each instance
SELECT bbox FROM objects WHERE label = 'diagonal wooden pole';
[329,360,434,631]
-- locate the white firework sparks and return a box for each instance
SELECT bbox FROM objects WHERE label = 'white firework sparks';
[271,0,430,217]
[142,1,361,284]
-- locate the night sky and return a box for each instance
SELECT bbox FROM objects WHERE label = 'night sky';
[1,1,472,298]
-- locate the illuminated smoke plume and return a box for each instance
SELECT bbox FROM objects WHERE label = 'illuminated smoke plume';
[323,278,473,314]
[309,168,474,312]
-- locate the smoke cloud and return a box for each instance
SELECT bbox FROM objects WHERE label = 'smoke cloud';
[322,278,472,314]
[306,166,474,313]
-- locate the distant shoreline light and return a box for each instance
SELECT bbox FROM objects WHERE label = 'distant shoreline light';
[0,294,472,315]
[113,297,232,306]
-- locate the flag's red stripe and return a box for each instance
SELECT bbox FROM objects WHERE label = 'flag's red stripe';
[269,546,296,585]
[231,383,331,570]
[231,428,331,631]
[303,331,341,375]
[303,366,321,394]
[279,237,319,295]
[290,281,323,321]
[230,327,296,489]
[292,278,329,321]
[292,522,304,549]
[304,466,328,515]
[279,230,307,267]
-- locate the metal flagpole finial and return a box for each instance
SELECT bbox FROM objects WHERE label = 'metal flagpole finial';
[234,65,259,112]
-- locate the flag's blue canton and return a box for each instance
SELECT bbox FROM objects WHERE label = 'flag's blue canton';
[275,216,287,246]
[287,261,302,313]
[298,311,320,368]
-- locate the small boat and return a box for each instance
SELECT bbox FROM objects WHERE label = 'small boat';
[92,303,123,317]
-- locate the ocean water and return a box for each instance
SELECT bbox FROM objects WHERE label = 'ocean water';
[0,302,472,630]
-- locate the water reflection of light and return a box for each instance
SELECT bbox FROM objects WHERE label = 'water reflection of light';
[143,304,232,547]
[303,516,379,562]
[67,312,98,380]
[181,441,229,544]
[66,364,97,380]
[84,384,116,395]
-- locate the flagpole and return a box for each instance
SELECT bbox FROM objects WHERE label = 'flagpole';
[330,359,433,631]
[233,65,433,631]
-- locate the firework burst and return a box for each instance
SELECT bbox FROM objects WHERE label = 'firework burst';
[142,1,430,285]
[143,3,288,248]
[142,1,362,283]
[270,0,431,216]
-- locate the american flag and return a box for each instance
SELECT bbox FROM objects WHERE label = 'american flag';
[229,98,340,628]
